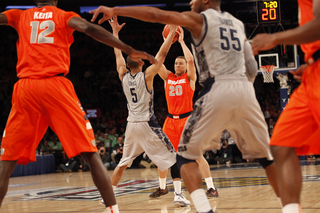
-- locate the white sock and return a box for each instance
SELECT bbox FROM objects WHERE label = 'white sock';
[277,197,283,207]
[282,203,300,213]
[159,177,166,190]
[205,177,215,190]
[173,180,181,194]
[190,189,212,213]
[106,204,119,213]
[112,185,117,191]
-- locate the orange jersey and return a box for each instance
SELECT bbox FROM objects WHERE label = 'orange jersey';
[3,6,79,78]
[298,0,320,62]
[165,73,194,115]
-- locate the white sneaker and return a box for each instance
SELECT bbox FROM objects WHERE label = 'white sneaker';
[174,192,191,207]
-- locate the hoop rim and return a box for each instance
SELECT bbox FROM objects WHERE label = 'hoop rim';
[260,65,276,73]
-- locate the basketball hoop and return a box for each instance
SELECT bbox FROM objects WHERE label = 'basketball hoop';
[260,65,275,83]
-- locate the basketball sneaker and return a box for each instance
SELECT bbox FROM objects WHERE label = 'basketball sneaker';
[206,188,219,198]
[149,187,168,198]
[174,192,191,207]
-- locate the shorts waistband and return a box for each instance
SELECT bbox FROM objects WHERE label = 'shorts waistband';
[168,111,192,119]
[19,73,65,80]
[214,75,247,81]
[308,49,320,64]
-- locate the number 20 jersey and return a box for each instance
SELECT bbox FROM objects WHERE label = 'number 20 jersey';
[191,9,247,85]
[165,73,193,115]
[3,6,79,78]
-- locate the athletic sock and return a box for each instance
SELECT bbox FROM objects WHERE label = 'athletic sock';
[205,177,215,190]
[173,180,181,194]
[282,203,301,213]
[190,189,212,213]
[112,185,117,191]
[159,177,166,190]
[106,204,119,213]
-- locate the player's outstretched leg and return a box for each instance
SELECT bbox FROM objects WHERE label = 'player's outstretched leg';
[257,157,280,198]
[196,156,219,198]
[271,146,302,213]
[178,155,214,213]
[81,152,119,212]
[0,160,17,208]
[111,165,128,187]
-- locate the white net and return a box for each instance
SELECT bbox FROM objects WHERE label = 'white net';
[260,65,275,83]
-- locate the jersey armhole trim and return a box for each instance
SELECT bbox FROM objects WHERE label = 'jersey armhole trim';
[143,72,152,94]
[192,13,208,47]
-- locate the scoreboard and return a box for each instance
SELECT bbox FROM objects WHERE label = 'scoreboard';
[257,0,281,23]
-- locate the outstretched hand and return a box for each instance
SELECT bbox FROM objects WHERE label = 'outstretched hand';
[129,50,158,66]
[177,26,184,43]
[90,6,113,24]
[289,63,308,82]
[108,16,126,34]
[251,33,277,55]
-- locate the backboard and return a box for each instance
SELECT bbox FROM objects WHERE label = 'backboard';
[249,41,299,75]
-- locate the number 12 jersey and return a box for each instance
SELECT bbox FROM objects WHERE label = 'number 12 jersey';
[4,6,79,78]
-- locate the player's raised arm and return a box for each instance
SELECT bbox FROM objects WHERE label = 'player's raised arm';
[90,6,203,39]
[177,27,196,86]
[0,13,8,25]
[67,16,156,65]
[108,16,128,81]
[145,25,176,90]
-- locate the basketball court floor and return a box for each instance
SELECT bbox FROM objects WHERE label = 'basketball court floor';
[2,160,320,213]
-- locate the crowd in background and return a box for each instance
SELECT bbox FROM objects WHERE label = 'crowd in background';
[0,11,303,172]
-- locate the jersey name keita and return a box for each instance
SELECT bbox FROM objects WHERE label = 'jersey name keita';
[34,12,53,19]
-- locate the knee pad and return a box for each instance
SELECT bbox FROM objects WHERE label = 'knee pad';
[170,162,181,179]
[257,158,273,169]
[176,154,196,171]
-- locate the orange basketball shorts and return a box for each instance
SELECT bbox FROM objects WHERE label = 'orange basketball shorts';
[270,61,320,155]
[163,116,189,152]
[0,76,96,165]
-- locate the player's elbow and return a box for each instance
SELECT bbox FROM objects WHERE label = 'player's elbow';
[186,58,195,66]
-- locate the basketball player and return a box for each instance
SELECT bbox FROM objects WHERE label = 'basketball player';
[252,0,320,212]
[90,0,280,212]
[150,26,218,202]
[0,0,156,212]
[105,16,178,202]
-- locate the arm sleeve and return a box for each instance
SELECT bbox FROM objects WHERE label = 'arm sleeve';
[3,9,22,29]
[64,11,80,25]
[244,40,258,83]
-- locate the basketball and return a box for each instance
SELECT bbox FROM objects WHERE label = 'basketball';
[162,25,180,43]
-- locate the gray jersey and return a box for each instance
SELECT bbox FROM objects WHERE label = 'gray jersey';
[192,9,247,85]
[122,71,154,122]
